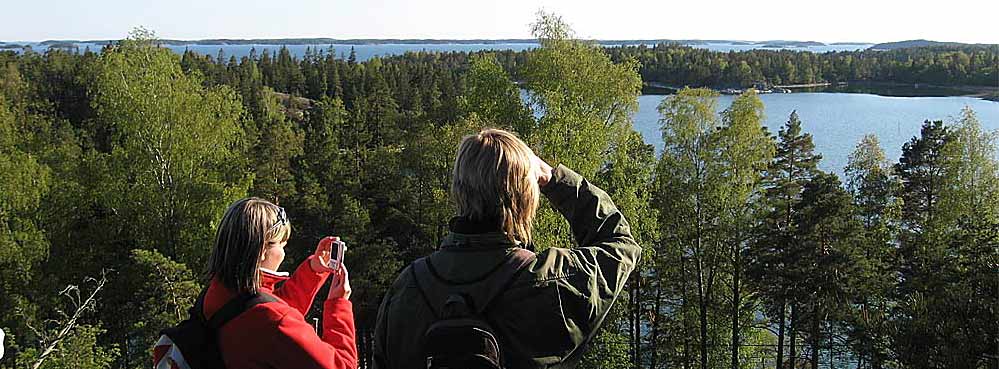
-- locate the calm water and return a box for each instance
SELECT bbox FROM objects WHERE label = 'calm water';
[4,41,871,61]
[632,93,999,174]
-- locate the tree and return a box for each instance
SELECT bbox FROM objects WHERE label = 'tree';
[248,87,305,203]
[520,11,642,262]
[13,274,117,369]
[87,31,250,365]
[119,249,199,366]
[894,120,952,238]
[791,172,863,369]
[843,135,900,369]
[718,90,774,369]
[654,88,730,369]
[0,81,52,361]
[522,11,641,177]
[460,53,534,135]
[892,108,999,368]
[747,110,821,369]
[90,31,249,267]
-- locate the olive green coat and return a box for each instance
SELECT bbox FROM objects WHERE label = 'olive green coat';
[372,165,641,369]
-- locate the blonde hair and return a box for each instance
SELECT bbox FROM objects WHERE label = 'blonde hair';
[206,197,291,294]
[452,129,539,244]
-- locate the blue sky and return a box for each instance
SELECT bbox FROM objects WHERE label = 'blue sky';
[2,0,996,44]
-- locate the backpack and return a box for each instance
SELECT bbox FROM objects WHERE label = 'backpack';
[410,248,536,369]
[152,290,277,369]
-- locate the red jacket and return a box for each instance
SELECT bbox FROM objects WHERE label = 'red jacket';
[203,255,357,369]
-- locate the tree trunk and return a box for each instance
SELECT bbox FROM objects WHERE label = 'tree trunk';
[789,303,798,369]
[700,302,709,369]
[776,301,786,369]
[828,326,835,369]
[650,280,662,369]
[631,274,642,367]
[811,303,820,369]
[731,241,742,369]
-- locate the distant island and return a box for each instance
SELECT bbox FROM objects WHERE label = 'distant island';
[2,38,992,54]
[869,39,997,50]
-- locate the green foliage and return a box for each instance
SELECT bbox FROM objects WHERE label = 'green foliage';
[745,109,824,369]
[523,11,642,177]
[939,106,999,224]
[0,82,52,353]
[91,34,249,267]
[1,18,996,369]
[606,43,999,88]
[121,249,200,364]
[15,325,118,369]
[249,87,305,203]
[650,88,777,369]
[842,135,900,368]
[890,108,999,369]
[460,54,533,135]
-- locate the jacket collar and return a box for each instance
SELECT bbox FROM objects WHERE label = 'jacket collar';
[441,216,526,250]
[259,268,290,292]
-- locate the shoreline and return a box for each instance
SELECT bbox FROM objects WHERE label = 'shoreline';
[642,81,999,101]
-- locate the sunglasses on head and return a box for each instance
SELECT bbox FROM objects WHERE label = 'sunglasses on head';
[267,206,288,235]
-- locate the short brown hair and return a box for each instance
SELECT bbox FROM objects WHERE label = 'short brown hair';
[206,197,291,294]
[451,129,539,244]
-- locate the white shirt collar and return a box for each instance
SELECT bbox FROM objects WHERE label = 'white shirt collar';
[259,267,289,277]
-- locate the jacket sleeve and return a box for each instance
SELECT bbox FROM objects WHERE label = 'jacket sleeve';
[535,164,642,362]
[266,299,358,369]
[274,255,331,315]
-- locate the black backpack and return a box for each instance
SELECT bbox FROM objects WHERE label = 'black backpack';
[153,290,277,369]
[410,249,536,369]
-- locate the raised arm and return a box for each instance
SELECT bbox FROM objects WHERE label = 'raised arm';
[533,164,642,363]
[272,255,331,315]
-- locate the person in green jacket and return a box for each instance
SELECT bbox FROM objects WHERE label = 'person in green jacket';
[373,128,641,369]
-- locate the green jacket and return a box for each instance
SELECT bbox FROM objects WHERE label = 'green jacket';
[372,165,641,369]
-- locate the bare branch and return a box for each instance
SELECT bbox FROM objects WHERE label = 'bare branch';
[31,271,109,369]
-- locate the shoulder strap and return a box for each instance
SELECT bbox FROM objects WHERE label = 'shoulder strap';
[204,292,279,329]
[476,248,535,314]
[411,248,536,318]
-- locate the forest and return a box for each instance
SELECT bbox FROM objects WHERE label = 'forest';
[476,43,999,91]
[605,43,998,88]
[0,13,996,369]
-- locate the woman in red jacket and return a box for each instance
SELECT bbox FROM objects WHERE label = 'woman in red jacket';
[200,197,357,368]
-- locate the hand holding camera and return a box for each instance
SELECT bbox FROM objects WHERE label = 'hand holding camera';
[311,236,347,273]
[312,236,351,300]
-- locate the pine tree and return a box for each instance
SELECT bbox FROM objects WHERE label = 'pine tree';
[747,110,821,369]
[843,134,900,369]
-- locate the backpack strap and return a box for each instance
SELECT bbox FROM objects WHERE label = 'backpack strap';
[411,248,536,318]
[473,248,535,315]
[196,290,279,330]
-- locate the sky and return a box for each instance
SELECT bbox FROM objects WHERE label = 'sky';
[2,0,997,44]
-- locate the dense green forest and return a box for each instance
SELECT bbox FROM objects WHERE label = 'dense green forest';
[1,13,997,369]
[605,43,999,88]
[454,43,999,91]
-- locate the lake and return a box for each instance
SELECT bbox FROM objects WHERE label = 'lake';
[631,93,999,174]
